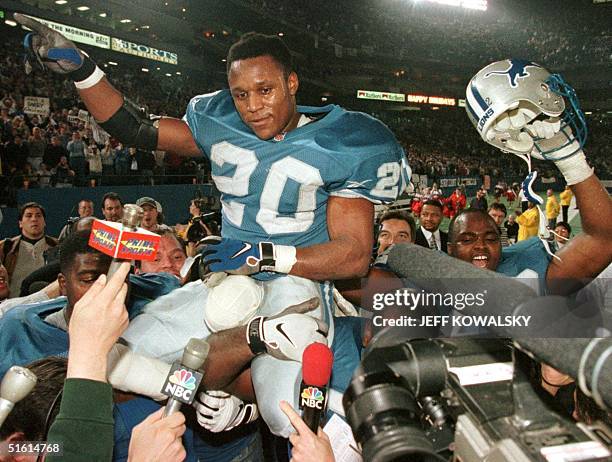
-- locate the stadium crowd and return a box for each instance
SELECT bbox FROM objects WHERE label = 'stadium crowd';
[0,5,610,462]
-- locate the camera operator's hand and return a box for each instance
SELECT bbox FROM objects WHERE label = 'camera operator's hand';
[246,298,328,362]
[280,401,335,462]
[67,262,130,381]
[128,408,187,462]
[199,236,296,276]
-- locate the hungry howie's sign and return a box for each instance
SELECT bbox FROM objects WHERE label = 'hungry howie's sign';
[111,38,178,65]
[24,14,110,49]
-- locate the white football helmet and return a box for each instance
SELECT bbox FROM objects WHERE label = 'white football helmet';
[466,59,587,160]
[204,275,263,332]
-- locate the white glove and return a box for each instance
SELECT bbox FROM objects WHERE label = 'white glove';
[193,390,259,432]
[246,298,329,362]
[524,119,593,185]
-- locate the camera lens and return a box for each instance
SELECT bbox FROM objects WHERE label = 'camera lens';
[346,382,444,462]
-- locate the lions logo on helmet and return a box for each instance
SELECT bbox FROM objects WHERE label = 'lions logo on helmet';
[465,59,587,161]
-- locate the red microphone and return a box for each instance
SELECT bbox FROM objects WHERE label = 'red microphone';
[299,343,333,433]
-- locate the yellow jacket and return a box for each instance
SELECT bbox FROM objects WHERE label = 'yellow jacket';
[517,207,539,241]
[546,195,560,219]
[560,188,573,206]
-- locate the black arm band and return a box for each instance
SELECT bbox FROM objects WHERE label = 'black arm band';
[246,316,266,355]
[98,97,159,151]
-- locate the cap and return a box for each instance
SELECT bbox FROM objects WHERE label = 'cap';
[136,196,162,213]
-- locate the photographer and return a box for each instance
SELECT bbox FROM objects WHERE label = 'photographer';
[175,198,219,255]
[58,199,94,242]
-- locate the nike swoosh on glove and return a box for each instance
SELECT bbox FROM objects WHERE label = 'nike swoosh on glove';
[194,390,259,432]
[199,236,267,276]
[247,298,329,362]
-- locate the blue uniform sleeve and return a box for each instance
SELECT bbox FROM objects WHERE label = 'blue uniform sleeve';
[325,113,411,204]
[183,91,226,158]
[498,237,551,291]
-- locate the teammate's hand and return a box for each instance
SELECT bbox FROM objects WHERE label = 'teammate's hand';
[247,298,329,362]
[14,13,86,75]
[199,236,272,276]
[280,401,335,462]
[128,408,187,462]
[193,390,259,432]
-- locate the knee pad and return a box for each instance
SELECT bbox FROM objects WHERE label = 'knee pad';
[204,275,263,332]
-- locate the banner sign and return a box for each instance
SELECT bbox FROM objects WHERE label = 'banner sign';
[406,94,457,106]
[438,177,479,188]
[23,96,50,117]
[24,14,110,49]
[111,38,178,65]
[356,90,405,102]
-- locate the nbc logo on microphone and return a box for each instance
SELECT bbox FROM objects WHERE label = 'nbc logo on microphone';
[164,369,197,401]
[301,386,324,409]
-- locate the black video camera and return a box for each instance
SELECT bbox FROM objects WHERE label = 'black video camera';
[186,212,219,243]
[343,333,611,462]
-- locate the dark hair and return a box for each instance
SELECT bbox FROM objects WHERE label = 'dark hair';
[227,32,294,78]
[19,202,45,220]
[422,199,444,212]
[78,199,94,207]
[101,192,123,209]
[379,211,416,241]
[554,221,572,235]
[489,202,507,217]
[0,357,67,441]
[59,230,110,274]
[448,209,499,244]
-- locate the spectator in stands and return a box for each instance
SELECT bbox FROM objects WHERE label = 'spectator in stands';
[101,192,123,222]
[26,126,45,170]
[414,199,448,253]
[86,143,103,185]
[545,189,560,229]
[376,210,416,256]
[43,135,67,168]
[51,155,75,187]
[488,203,509,247]
[559,185,573,223]
[36,162,52,188]
[100,140,115,177]
[470,189,488,211]
[516,202,539,241]
[66,131,87,182]
[136,196,164,232]
[0,202,58,298]
[4,134,28,169]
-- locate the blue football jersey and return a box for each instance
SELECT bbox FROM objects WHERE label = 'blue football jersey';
[184,90,410,247]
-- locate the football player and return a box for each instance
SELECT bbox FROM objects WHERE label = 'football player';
[15,15,410,436]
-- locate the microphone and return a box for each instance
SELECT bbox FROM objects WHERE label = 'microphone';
[300,343,334,433]
[0,366,37,428]
[162,338,210,417]
[88,204,161,278]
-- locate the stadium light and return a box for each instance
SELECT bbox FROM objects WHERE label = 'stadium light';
[165,73,172,77]
[99,12,107,17]
[141,68,149,72]
[55,0,68,4]
[4,19,17,27]
[415,0,487,11]
[108,61,118,66]
[120,18,131,23]
[76,6,90,11]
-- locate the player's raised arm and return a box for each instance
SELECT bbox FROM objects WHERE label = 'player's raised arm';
[14,13,201,156]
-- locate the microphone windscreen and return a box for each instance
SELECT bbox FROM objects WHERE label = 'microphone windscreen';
[302,343,333,387]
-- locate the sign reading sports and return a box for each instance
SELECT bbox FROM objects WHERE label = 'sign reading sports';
[111,38,178,65]
[357,90,406,102]
[24,14,110,49]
